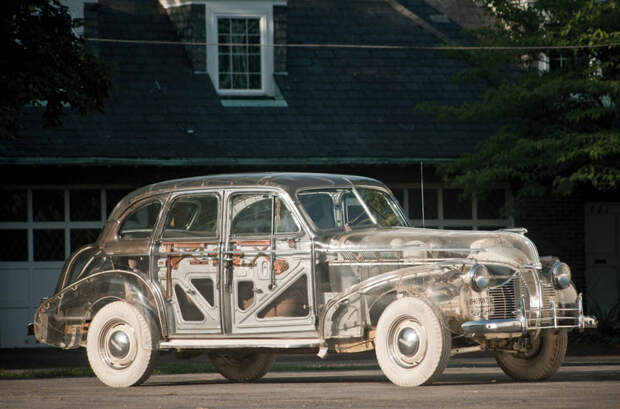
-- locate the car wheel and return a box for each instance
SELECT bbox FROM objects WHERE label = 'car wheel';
[208,351,276,382]
[375,297,451,387]
[86,301,159,387]
[495,329,567,381]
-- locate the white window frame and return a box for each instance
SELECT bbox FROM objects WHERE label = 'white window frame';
[388,184,514,230]
[206,1,276,96]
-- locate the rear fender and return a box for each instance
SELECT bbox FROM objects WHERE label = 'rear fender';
[33,270,167,349]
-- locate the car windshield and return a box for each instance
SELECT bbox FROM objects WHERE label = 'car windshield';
[298,187,408,230]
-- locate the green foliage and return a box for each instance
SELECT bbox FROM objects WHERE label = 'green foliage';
[420,0,620,204]
[1,0,111,139]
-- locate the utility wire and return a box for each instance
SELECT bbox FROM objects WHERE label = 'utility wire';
[84,37,620,51]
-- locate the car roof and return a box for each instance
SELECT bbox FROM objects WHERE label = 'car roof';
[111,172,386,218]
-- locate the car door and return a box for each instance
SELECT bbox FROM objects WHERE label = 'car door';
[155,192,222,335]
[222,190,315,335]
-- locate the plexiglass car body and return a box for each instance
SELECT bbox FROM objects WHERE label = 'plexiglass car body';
[32,173,597,387]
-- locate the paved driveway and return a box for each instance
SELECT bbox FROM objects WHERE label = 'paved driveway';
[1,356,619,409]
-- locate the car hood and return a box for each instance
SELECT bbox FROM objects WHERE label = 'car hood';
[316,226,540,268]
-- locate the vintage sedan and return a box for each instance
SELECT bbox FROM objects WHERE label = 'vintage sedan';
[31,173,596,387]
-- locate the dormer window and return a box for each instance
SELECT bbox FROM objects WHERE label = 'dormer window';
[217,17,262,90]
[206,2,275,96]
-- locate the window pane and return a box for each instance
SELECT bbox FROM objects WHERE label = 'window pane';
[217,17,261,91]
[218,18,230,33]
[33,190,64,221]
[249,74,261,89]
[248,55,260,72]
[219,73,232,89]
[106,189,131,216]
[299,193,335,229]
[119,202,161,239]
[0,190,27,221]
[408,188,438,220]
[231,194,271,235]
[70,229,100,252]
[357,188,406,227]
[232,54,247,72]
[219,53,230,72]
[275,198,299,234]
[70,190,101,221]
[0,229,28,261]
[477,189,506,219]
[163,195,218,238]
[34,229,65,261]
[443,189,472,219]
[232,73,248,89]
[231,19,245,33]
[248,35,260,45]
[247,18,259,34]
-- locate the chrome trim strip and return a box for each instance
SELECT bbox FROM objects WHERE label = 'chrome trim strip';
[160,338,321,350]
[462,319,523,334]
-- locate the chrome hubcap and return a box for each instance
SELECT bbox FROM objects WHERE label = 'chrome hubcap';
[100,321,137,369]
[108,330,130,359]
[397,327,420,356]
[388,317,427,368]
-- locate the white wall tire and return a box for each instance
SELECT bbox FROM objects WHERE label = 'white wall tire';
[86,301,159,387]
[208,351,276,382]
[495,329,567,381]
[375,297,451,387]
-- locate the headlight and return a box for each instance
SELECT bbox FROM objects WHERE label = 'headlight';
[469,264,490,292]
[551,261,571,289]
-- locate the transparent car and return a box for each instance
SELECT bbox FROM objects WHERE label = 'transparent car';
[30,173,597,387]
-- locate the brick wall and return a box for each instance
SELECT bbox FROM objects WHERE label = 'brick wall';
[516,195,586,293]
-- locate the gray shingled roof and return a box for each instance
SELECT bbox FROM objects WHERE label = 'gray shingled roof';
[2,0,491,166]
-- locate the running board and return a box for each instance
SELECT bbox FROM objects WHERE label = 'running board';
[160,338,321,350]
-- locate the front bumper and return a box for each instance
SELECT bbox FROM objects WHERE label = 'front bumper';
[462,293,598,335]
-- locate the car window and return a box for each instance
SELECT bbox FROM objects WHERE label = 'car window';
[119,201,162,239]
[163,194,219,238]
[298,187,408,230]
[298,193,335,229]
[230,194,299,236]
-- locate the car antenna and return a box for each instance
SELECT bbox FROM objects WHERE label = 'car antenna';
[420,161,425,228]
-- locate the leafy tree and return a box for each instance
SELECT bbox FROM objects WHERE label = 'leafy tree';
[420,0,620,205]
[1,0,111,139]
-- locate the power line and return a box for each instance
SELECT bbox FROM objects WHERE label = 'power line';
[84,37,620,51]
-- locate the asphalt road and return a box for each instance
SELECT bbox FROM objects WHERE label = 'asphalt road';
[2,357,619,409]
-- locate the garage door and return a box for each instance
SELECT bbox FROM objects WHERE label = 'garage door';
[585,203,620,318]
[0,187,130,347]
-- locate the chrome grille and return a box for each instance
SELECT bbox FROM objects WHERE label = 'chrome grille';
[540,281,557,320]
[488,277,524,319]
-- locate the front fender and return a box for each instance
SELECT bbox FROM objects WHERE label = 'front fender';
[33,270,167,349]
[319,263,468,342]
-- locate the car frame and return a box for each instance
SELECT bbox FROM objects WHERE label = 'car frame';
[31,173,597,387]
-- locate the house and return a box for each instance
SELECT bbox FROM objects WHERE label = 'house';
[0,0,615,348]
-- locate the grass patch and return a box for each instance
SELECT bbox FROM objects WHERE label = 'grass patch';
[0,367,94,380]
